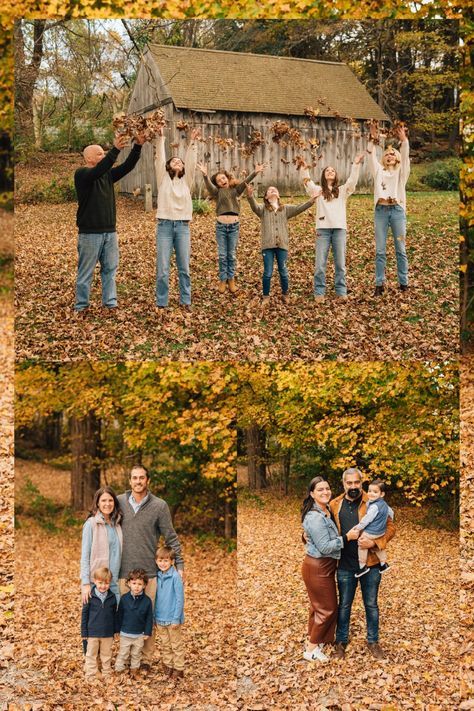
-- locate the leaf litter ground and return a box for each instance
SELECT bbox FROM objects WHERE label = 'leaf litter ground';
[15,155,458,361]
[14,464,237,710]
[238,493,459,710]
[461,357,474,708]
[0,209,14,705]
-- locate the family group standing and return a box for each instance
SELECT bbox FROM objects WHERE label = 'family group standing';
[301,468,395,662]
[80,465,185,680]
[73,123,410,313]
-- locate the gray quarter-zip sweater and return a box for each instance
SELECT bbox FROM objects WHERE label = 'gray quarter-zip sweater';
[118,491,184,577]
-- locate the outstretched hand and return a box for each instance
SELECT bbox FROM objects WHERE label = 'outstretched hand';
[311,187,322,199]
[354,153,365,165]
[246,184,254,198]
[254,162,266,174]
[134,132,147,146]
[394,124,407,142]
[197,162,208,176]
[113,133,129,151]
[369,122,379,142]
[190,128,201,141]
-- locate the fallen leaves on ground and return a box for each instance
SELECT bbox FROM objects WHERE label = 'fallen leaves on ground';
[461,357,474,702]
[0,208,14,706]
[15,520,237,709]
[238,493,459,710]
[15,155,458,361]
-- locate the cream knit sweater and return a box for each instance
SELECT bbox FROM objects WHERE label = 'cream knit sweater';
[154,135,198,221]
[367,139,410,211]
[302,162,361,231]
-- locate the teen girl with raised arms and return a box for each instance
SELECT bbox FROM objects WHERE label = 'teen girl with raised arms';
[301,154,365,302]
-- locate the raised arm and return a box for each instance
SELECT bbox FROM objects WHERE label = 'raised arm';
[111,143,143,183]
[236,163,265,195]
[301,167,321,198]
[246,188,264,217]
[184,128,199,189]
[354,504,378,531]
[154,131,167,188]
[399,135,410,185]
[286,196,316,219]
[343,157,363,197]
[203,174,218,197]
[366,140,380,178]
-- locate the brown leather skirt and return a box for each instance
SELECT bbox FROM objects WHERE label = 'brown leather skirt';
[301,555,338,644]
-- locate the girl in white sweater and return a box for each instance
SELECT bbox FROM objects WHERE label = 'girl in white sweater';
[367,123,410,296]
[302,154,364,302]
[154,127,200,309]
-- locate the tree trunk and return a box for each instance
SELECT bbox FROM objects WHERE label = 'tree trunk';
[14,20,47,149]
[281,450,291,495]
[70,413,101,510]
[224,498,233,539]
[245,424,267,490]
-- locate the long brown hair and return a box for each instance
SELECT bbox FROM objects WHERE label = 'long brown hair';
[301,476,327,522]
[263,187,283,211]
[87,486,122,526]
[321,167,339,201]
[210,170,239,189]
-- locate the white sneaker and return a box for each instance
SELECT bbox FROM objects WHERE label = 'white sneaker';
[303,644,328,662]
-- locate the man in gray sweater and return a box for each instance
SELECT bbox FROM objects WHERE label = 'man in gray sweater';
[117,464,184,671]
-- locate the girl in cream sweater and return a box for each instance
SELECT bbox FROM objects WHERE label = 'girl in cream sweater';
[302,154,365,303]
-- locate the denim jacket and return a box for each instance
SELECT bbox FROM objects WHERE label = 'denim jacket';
[303,505,344,559]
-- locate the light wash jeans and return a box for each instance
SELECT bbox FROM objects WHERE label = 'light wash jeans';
[75,231,119,311]
[314,228,347,296]
[216,221,239,281]
[262,248,289,296]
[156,219,191,307]
[374,204,408,286]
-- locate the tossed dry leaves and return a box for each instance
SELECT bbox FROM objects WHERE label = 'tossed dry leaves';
[0,208,14,706]
[238,493,459,710]
[14,521,236,709]
[461,357,474,705]
[15,156,458,361]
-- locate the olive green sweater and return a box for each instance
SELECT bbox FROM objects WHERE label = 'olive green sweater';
[204,171,257,216]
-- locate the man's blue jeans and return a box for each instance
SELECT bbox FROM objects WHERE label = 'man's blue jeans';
[216,221,240,281]
[75,231,119,311]
[156,219,191,307]
[374,204,408,286]
[262,248,289,296]
[314,228,347,296]
[336,566,381,644]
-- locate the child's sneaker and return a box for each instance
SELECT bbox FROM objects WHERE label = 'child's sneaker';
[303,644,328,662]
[379,563,391,574]
[355,566,370,578]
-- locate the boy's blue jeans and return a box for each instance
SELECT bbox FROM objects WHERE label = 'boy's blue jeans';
[335,566,381,644]
[262,248,289,296]
[216,221,240,280]
[314,228,347,296]
[156,219,191,307]
[75,231,119,311]
[374,204,408,286]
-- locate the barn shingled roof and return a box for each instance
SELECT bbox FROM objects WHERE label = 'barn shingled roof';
[148,44,389,121]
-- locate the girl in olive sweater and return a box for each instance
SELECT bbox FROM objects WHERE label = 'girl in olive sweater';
[197,162,265,294]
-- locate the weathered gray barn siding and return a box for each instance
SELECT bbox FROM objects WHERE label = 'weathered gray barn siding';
[120,47,388,197]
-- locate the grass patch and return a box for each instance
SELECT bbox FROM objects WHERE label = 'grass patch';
[16,479,81,533]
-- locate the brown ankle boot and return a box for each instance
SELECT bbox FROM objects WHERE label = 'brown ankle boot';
[228,278,238,294]
[218,280,227,294]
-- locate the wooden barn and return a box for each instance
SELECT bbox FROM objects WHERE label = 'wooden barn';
[120,44,389,197]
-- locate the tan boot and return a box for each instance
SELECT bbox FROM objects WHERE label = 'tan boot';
[314,295,325,304]
[218,280,227,294]
[261,296,270,309]
[228,278,238,294]
[281,292,289,304]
